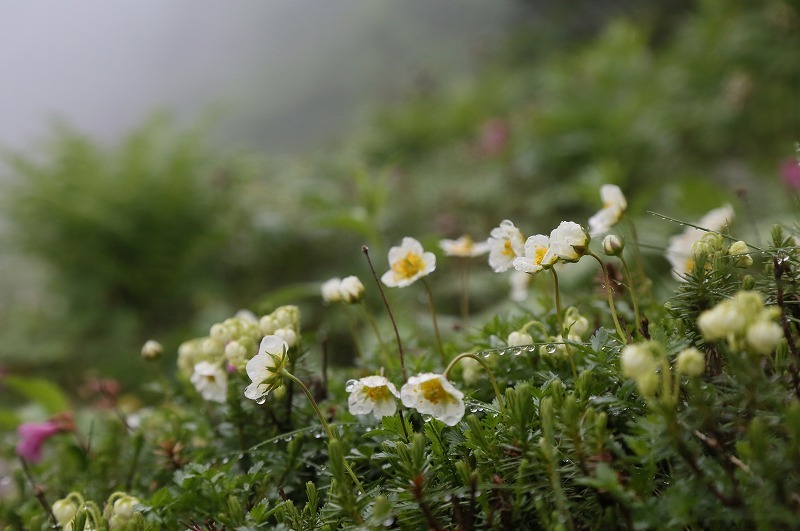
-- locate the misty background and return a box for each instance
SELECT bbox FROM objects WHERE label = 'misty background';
[0,1,532,156]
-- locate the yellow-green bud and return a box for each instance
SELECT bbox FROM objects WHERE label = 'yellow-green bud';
[507,331,533,347]
[141,339,163,361]
[729,240,753,268]
[676,347,705,377]
[52,498,79,525]
[602,234,625,257]
[746,320,783,355]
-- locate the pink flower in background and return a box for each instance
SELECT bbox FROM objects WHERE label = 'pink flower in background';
[477,118,509,157]
[16,415,72,463]
[780,158,800,189]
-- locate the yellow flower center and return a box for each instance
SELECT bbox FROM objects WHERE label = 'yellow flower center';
[534,246,548,265]
[419,378,453,405]
[364,385,392,402]
[452,236,473,255]
[502,240,516,257]
[392,252,425,279]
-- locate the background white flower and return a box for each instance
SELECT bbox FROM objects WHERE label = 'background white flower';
[321,278,343,303]
[488,220,525,272]
[244,335,288,402]
[440,235,490,257]
[665,204,734,280]
[347,375,400,420]
[400,373,465,426]
[339,275,365,303]
[588,184,627,237]
[381,237,436,287]
[190,361,228,403]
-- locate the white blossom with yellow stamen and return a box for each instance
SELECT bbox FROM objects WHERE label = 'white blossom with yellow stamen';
[400,373,465,426]
[439,235,490,258]
[381,237,436,288]
[347,375,400,420]
[487,220,525,272]
[513,234,558,275]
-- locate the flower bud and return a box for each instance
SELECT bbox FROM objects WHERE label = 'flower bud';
[676,347,705,377]
[274,328,298,349]
[729,240,753,267]
[224,340,248,368]
[259,315,277,335]
[507,331,533,347]
[339,275,365,303]
[321,278,343,304]
[564,307,590,338]
[52,497,80,525]
[746,320,783,355]
[620,343,656,380]
[602,234,625,257]
[141,340,163,361]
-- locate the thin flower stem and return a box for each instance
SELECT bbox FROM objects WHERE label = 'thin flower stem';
[589,251,627,343]
[619,255,641,336]
[281,370,365,494]
[444,353,506,418]
[423,278,446,364]
[460,258,470,329]
[19,457,58,527]
[549,268,563,333]
[362,245,407,381]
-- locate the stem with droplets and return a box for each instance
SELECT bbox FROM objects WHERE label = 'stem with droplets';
[444,353,506,418]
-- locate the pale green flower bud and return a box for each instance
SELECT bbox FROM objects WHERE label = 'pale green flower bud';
[676,347,705,377]
[274,328,298,349]
[224,340,248,368]
[692,232,724,257]
[339,275,365,304]
[746,320,783,355]
[210,323,233,343]
[507,331,533,347]
[602,234,625,257]
[728,240,752,267]
[564,307,590,338]
[109,494,140,528]
[52,497,79,525]
[459,356,482,386]
[620,343,657,380]
[698,300,746,341]
[273,305,300,330]
[141,339,163,361]
[259,315,277,335]
[321,278,343,304]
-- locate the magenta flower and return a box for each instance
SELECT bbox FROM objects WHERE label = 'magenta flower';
[780,158,800,189]
[16,418,69,463]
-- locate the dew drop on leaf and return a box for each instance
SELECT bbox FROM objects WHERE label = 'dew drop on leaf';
[545,344,557,354]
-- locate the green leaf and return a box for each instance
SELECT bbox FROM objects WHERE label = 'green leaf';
[4,375,70,414]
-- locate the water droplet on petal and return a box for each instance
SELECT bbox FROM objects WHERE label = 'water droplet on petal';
[256,396,267,405]
[345,379,358,392]
[422,415,433,422]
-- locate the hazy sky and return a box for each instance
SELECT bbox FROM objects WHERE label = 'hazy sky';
[0,1,529,155]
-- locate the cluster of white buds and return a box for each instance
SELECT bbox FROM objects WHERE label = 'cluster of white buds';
[321,275,366,304]
[698,290,783,356]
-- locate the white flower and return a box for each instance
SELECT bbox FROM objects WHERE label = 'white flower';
[381,237,436,287]
[564,307,590,338]
[620,344,656,380]
[512,234,558,274]
[244,335,288,402]
[666,205,734,280]
[507,331,533,347]
[339,275,365,303]
[746,320,783,355]
[676,347,705,377]
[487,220,525,272]
[224,340,249,368]
[439,235,490,258]
[321,278,343,303]
[400,373,465,426]
[141,339,163,360]
[588,184,627,237]
[549,221,589,262]
[190,361,228,404]
[347,375,400,420]
[508,270,531,301]
[697,301,745,342]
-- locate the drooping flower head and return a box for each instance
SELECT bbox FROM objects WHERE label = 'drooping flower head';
[347,375,400,420]
[400,373,465,426]
[381,237,436,288]
[488,220,525,272]
[339,275,365,303]
[16,413,74,463]
[588,184,627,237]
[244,335,289,403]
[513,234,558,275]
[439,235,490,258]
[321,278,343,304]
[665,205,734,280]
[549,221,590,262]
[190,361,229,404]
[140,339,163,361]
